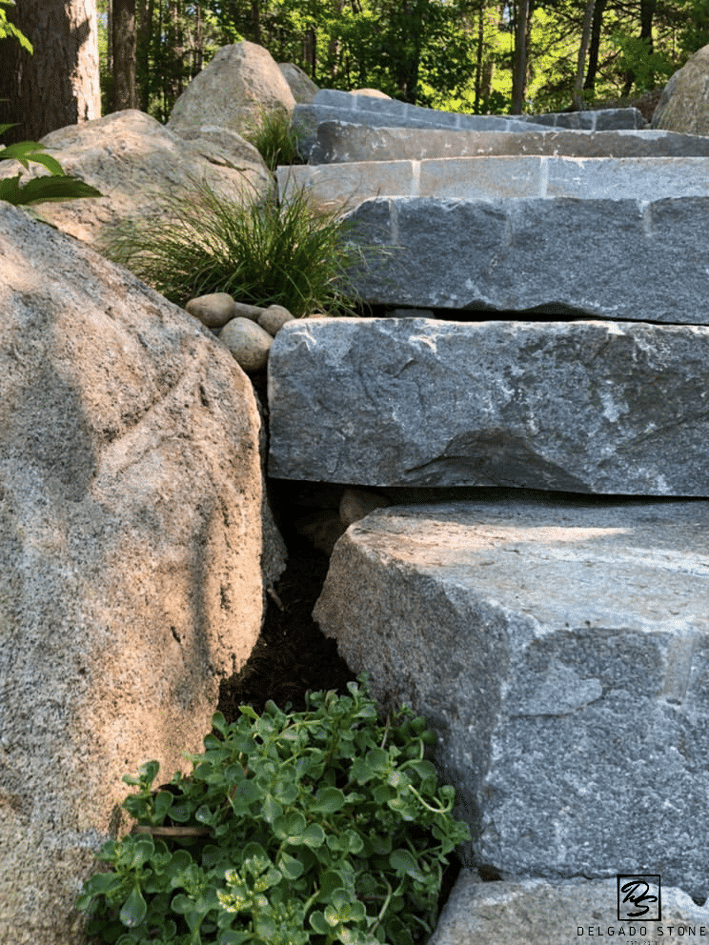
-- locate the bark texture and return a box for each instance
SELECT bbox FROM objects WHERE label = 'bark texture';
[0,0,100,143]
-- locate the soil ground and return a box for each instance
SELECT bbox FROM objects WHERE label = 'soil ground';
[216,526,464,912]
[218,533,357,719]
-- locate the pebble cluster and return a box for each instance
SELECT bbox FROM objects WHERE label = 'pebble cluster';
[185,292,322,373]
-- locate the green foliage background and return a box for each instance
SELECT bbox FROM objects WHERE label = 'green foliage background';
[97,0,709,120]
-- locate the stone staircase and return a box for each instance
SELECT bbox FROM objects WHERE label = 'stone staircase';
[270,91,709,942]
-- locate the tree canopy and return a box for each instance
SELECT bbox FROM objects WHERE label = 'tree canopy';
[97,0,709,119]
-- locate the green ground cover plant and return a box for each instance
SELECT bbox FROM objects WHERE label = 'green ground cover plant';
[77,676,470,945]
[101,180,368,316]
[0,123,101,206]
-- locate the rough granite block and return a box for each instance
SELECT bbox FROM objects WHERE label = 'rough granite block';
[268,317,709,495]
[313,496,709,899]
[343,195,709,322]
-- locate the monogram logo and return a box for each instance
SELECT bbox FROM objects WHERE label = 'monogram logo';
[617,875,661,921]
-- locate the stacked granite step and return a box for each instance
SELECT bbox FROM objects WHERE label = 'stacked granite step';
[270,92,709,937]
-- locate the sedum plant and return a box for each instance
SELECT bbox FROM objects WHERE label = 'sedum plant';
[0,123,101,206]
[77,676,470,945]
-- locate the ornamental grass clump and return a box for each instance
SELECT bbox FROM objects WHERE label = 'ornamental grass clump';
[241,107,306,172]
[77,675,470,945]
[101,180,366,317]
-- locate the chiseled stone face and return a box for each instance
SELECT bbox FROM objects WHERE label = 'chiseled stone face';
[342,194,709,323]
[0,203,282,943]
[268,317,709,496]
[313,496,709,899]
[306,121,709,165]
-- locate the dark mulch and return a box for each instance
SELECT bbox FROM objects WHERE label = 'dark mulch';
[217,535,357,721]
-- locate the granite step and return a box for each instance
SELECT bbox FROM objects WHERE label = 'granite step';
[341,194,709,322]
[430,875,709,944]
[294,89,646,159]
[312,495,709,900]
[279,154,709,210]
[306,120,709,164]
[267,317,709,495]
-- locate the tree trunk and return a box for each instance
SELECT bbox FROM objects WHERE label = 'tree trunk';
[511,0,529,113]
[622,0,656,95]
[0,0,101,142]
[137,0,152,113]
[475,2,484,112]
[112,0,137,110]
[573,0,596,109]
[583,0,607,94]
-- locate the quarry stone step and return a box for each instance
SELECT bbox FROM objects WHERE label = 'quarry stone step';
[308,120,709,163]
[294,91,645,158]
[279,154,709,209]
[343,195,709,322]
[430,874,709,945]
[515,105,646,129]
[293,90,552,156]
[267,317,709,496]
[312,495,709,900]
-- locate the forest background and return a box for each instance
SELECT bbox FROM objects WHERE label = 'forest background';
[1,0,709,145]
[96,0,709,123]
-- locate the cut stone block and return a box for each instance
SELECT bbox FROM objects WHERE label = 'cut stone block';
[279,155,709,209]
[305,88,552,131]
[430,874,709,945]
[313,495,709,899]
[343,195,709,322]
[267,317,709,496]
[292,93,552,155]
[308,121,709,163]
[516,106,646,130]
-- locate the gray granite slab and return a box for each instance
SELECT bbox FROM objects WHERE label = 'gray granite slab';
[268,317,709,495]
[313,495,709,899]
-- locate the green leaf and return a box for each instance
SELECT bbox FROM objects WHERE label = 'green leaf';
[273,810,306,843]
[309,910,332,933]
[277,850,304,880]
[211,711,229,736]
[119,884,147,928]
[165,849,194,886]
[390,849,426,882]
[153,790,173,822]
[262,794,283,823]
[0,174,101,206]
[301,823,326,849]
[312,785,346,814]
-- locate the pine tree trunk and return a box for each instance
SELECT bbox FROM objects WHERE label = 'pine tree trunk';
[112,0,137,110]
[583,0,607,94]
[511,0,529,113]
[573,0,596,109]
[0,0,100,143]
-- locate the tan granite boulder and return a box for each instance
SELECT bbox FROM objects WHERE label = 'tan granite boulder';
[0,201,284,943]
[167,42,296,138]
[0,109,272,246]
[278,62,319,103]
[652,44,709,134]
